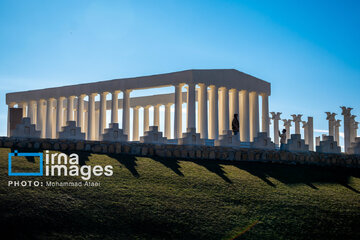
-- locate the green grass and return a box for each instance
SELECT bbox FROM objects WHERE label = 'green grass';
[1,147,359,240]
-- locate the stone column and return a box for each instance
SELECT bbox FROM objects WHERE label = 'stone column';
[143,105,150,134]
[349,115,357,144]
[282,119,292,141]
[353,121,359,141]
[87,93,97,140]
[291,114,302,135]
[154,104,161,127]
[19,102,27,118]
[239,90,250,142]
[95,109,99,140]
[77,94,85,132]
[186,83,196,129]
[111,90,120,124]
[302,121,309,145]
[37,99,46,138]
[98,92,107,137]
[208,85,219,140]
[199,83,208,139]
[27,101,36,124]
[122,89,131,138]
[261,93,270,135]
[341,106,352,153]
[174,84,184,138]
[46,98,55,138]
[133,106,140,141]
[229,89,239,134]
[308,117,314,151]
[249,91,259,141]
[165,103,172,138]
[67,96,75,122]
[84,110,88,138]
[219,87,229,135]
[335,119,341,144]
[7,102,15,137]
[270,112,281,145]
[325,112,337,137]
[56,97,65,133]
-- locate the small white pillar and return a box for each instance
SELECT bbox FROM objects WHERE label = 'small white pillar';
[77,94,85,132]
[122,89,131,139]
[67,96,75,122]
[270,112,281,145]
[249,91,259,141]
[261,93,270,135]
[209,85,219,140]
[87,93,97,140]
[341,106,353,153]
[111,90,120,124]
[165,103,172,139]
[56,97,65,133]
[239,90,250,142]
[99,92,107,137]
[133,106,140,141]
[174,83,184,138]
[199,83,208,139]
[46,98,55,138]
[291,114,302,135]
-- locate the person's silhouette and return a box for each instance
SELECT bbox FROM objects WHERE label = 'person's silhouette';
[232,114,239,135]
[279,129,287,150]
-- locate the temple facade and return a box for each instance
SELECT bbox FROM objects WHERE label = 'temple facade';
[6,69,271,143]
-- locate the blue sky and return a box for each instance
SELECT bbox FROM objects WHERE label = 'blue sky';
[1,0,359,148]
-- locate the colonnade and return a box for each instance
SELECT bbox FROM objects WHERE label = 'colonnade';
[7,84,270,142]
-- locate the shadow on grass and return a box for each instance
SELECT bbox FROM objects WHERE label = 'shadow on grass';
[107,153,139,178]
[150,156,184,177]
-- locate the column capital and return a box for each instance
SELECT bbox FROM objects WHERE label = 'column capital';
[144,105,151,109]
[341,106,353,117]
[165,103,173,107]
[88,93,98,97]
[67,95,76,99]
[229,88,238,93]
[47,97,55,101]
[100,91,109,95]
[57,96,66,100]
[260,92,268,97]
[8,102,16,107]
[122,89,132,94]
[133,106,141,110]
[174,83,185,88]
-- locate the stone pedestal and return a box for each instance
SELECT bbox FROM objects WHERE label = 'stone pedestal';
[140,126,167,144]
[251,132,275,150]
[11,117,41,138]
[214,130,241,147]
[284,134,309,152]
[316,136,341,154]
[348,137,360,155]
[100,123,127,142]
[178,128,204,145]
[57,121,85,140]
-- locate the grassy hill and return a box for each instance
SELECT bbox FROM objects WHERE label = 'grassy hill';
[1,147,359,240]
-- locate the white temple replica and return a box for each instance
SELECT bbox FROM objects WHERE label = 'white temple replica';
[5,69,359,154]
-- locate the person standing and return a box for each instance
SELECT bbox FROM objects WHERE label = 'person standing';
[279,129,287,150]
[232,114,239,135]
